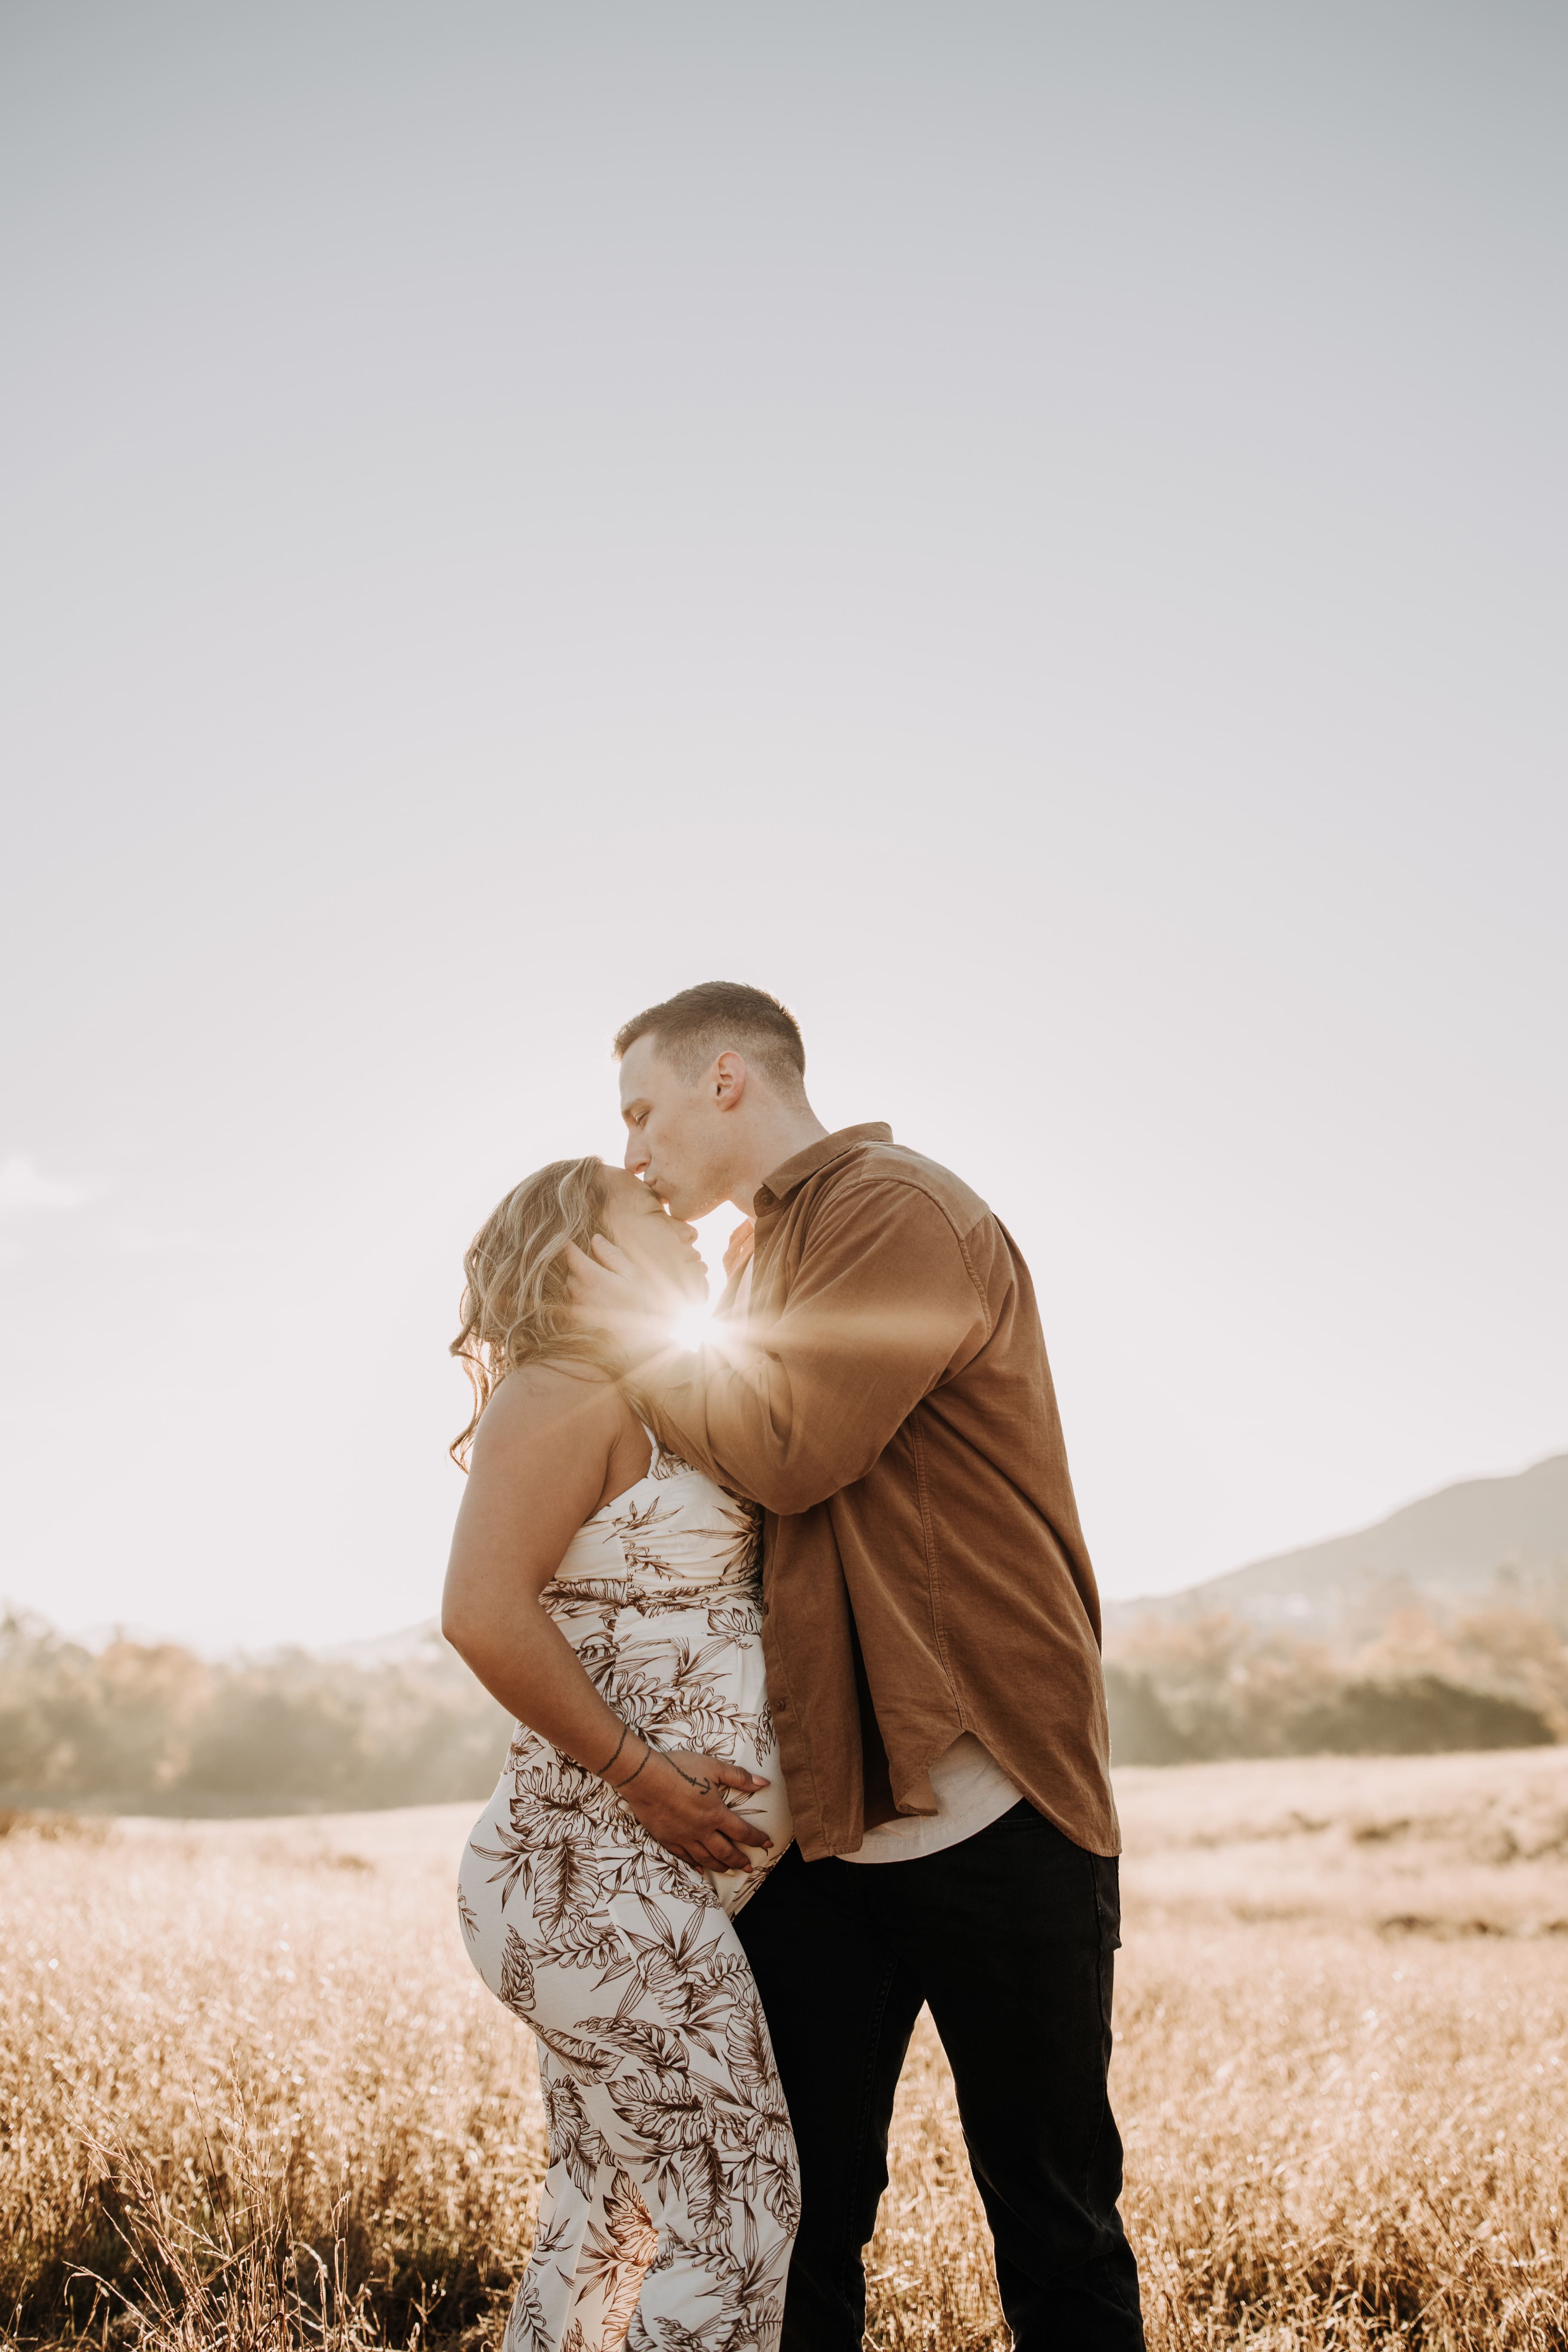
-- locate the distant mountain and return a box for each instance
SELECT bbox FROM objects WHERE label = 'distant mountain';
[53,1618,464,1672]
[1116,1454,1568,1638]
[317,1620,456,1672]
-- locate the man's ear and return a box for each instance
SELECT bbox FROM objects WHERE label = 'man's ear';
[712,1050,748,1111]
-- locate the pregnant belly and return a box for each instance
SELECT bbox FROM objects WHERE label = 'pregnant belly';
[671,1629,793,1918]
[558,1608,791,1918]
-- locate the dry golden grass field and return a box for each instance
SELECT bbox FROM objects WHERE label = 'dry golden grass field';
[4,1747,1568,2352]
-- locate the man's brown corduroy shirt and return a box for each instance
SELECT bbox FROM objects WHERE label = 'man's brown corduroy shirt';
[637,1123,1120,1864]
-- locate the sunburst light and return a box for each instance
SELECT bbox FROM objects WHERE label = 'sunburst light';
[670,1301,714,1353]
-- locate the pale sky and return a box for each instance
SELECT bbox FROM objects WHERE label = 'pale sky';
[2,2,1564,1653]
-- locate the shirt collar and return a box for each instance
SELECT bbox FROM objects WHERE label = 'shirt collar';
[754,1122,893,1216]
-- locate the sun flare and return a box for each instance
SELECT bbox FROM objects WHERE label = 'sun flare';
[671,1302,714,1353]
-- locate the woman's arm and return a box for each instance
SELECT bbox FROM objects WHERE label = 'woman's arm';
[440,1364,772,1874]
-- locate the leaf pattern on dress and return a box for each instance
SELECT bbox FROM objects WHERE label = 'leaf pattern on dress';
[679,2137,731,2239]
[609,1908,728,2018]
[531,1909,625,1976]
[673,1952,756,2063]
[618,2068,716,2153]
[499,1924,536,2017]
[721,1984,773,2098]
[578,2012,689,2076]
[712,1980,799,2239]
[604,2165,660,2269]
[533,2023,621,2086]
[502,2271,558,2352]
[583,2168,661,2350]
[543,2068,616,2196]
[529,1834,604,1939]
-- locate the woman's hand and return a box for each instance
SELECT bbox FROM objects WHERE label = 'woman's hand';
[618,1746,775,1874]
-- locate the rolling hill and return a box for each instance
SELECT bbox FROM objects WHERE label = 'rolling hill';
[1119,1452,1568,1637]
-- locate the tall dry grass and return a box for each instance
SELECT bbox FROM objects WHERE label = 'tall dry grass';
[3,1750,1567,2350]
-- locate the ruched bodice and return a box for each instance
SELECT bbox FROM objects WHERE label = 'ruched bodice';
[545,1443,764,1622]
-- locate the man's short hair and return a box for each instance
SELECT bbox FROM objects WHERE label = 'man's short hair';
[613,981,806,1092]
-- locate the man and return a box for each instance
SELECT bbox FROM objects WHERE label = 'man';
[568,980,1143,2352]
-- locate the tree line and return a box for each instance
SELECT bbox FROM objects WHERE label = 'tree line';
[3,1598,1564,1812]
[1105,1598,1567,1764]
[0,1611,510,1815]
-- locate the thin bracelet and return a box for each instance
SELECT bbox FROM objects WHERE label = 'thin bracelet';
[612,1740,655,1791]
[595,1724,630,1779]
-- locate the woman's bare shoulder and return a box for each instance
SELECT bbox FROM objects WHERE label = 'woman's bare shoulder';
[470,1360,631,1458]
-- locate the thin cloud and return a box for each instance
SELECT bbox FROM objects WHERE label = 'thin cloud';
[0,1153,93,1212]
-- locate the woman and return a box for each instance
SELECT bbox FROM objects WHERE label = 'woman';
[444,1156,797,2352]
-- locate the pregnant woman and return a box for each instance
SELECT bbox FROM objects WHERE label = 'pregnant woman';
[443,1157,796,2352]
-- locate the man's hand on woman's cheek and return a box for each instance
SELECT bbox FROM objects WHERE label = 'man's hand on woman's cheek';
[565,1238,687,1364]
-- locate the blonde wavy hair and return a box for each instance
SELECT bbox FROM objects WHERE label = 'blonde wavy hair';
[448,1155,617,1467]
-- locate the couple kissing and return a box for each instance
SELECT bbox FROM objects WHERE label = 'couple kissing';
[442,979,1142,2352]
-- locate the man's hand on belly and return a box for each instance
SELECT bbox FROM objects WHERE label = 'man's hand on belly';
[622,1748,775,1875]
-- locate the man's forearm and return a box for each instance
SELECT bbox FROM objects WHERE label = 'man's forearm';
[636,1341,921,1516]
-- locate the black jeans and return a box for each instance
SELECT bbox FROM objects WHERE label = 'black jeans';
[737,1801,1144,2352]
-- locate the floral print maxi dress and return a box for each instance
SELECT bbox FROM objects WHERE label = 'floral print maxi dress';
[459,1436,798,2352]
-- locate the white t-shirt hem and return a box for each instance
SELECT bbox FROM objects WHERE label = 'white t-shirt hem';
[839,1732,1020,1863]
